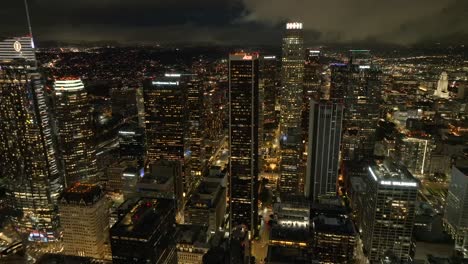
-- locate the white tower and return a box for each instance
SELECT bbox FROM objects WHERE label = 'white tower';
[434,72,450,98]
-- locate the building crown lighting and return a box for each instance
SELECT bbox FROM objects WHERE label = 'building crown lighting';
[286,22,303,29]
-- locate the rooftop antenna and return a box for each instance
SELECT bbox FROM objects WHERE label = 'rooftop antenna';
[24,0,34,38]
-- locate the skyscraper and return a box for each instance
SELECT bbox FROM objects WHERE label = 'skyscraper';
[110,198,177,263]
[339,50,381,162]
[329,63,348,101]
[59,183,109,259]
[303,49,322,102]
[186,74,206,179]
[361,160,418,263]
[302,49,322,146]
[0,36,62,239]
[280,22,305,197]
[260,55,279,128]
[311,212,356,263]
[110,86,139,117]
[143,75,190,194]
[279,127,302,194]
[260,55,279,160]
[395,132,435,178]
[305,100,343,200]
[280,22,304,134]
[228,52,259,234]
[444,165,468,257]
[54,78,98,186]
[434,72,450,98]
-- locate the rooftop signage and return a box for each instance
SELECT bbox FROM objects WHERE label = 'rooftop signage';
[286,22,303,29]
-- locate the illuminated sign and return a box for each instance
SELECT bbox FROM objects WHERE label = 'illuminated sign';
[123,173,135,177]
[164,73,181,77]
[380,181,417,187]
[263,56,276,59]
[359,65,371,69]
[309,50,320,54]
[242,55,253,60]
[286,22,303,29]
[13,41,22,52]
[119,131,136,135]
[152,81,179,86]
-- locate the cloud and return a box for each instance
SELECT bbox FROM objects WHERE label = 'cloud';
[2,0,467,45]
[240,0,467,44]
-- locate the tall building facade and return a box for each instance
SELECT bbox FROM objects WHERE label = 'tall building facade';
[302,49,322,147]
[395,133,435,178]
[361,161,418,263]
[228,53,259,234]
[143,76,191,194]
[444,166,468,257]
[329,63,348,101]
[59,183,109,259]
[434,72,450,98]
[280,22,304,134]
[110,86,139,117]
[54,78,98,186]
[260,55,279,129]
[260,55,279,164]
[279,127,302,194]
[186,74,206,180]
[305,100,343,200]
[311,212,356,263]
[337,50,381,162]
[0,36,62,239]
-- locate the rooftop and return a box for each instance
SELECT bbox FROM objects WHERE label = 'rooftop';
[59,183,103,206]
[111,198,174,239]
[175,225,208,248]
[312,213,356,236]
[270,226,309,242]
[266,245,310,264]
[368,160,418,188]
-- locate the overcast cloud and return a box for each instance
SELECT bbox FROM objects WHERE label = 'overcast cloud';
[1,0,467,45]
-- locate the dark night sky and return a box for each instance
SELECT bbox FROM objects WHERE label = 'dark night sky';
[2,0,468,46]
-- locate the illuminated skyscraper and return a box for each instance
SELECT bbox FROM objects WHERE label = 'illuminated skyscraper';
[59,183,109,259]
[0,36,62,239]
[434,72,450,98]
[260,55,279,152]
[302,49,322,145]
[395,133,435,178]
[281,22,304,134]
[143,75,191,195]
[54,78,98,186]
[444,166,468,257]
[303,49,322,102]
[228,53,259,234]
[329,63,348,101]
[338,50,381,162]
[280,22,304,197]
[361,161,418,263]
[305,100,343,200]
[279,127,302,194]
[186,74,206,179]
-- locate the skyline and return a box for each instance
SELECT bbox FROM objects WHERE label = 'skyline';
[1,1,468,263]
[2,0,468,46]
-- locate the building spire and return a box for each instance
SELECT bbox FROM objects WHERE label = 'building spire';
[24,0,33,38]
